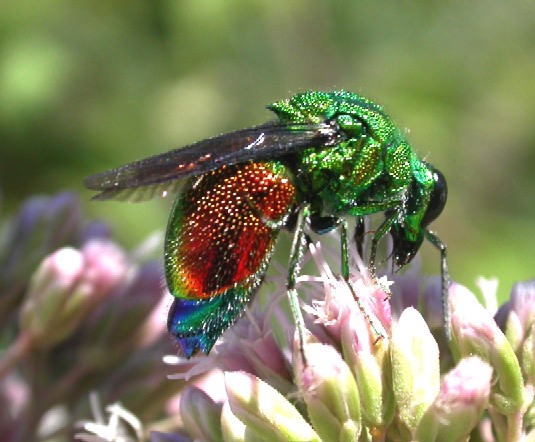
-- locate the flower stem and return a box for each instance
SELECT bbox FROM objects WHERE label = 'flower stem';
[0,332,33,379]
[507,410,524,442]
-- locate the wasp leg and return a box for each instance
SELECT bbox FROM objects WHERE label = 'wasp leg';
[369,214,397,275]
[353,216,365,259]
[368,212,400,300]
[287,204,312,366]
[340,219,385,341]
[426,230,451,340]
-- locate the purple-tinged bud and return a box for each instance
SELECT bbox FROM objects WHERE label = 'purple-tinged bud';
[302,242,394,431]
[316,274,391,351]
[391,307,440,437]
[179,386,222,442]
[416,356,492,441]
[149,432,191,442]
[99,338,180,416]
[166,292,297,385]
[225,371,320,441]
[358,276,392,337]
[40,192,84,248]
[2,193,81,267]
[422,276,448,331]
[20,247,85,345]
[0,192,82,318]
[341,303,394,430]
[506,279,535,352]
[20,240,128,348]
[213,298,294,394]
[71,260,168,377]
[83,259,164,341]
[0,374,28,440]
[78,240,129,296]
[449,283,524,415]
[295,343,361,441]
[389,256,422,315]
[495,301,511,333]
[79,220,112,244]
[305,240,391,344]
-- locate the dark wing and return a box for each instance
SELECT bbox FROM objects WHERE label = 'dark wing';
[84,122,338,201]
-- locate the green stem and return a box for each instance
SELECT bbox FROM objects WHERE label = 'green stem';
[507,410,523,442]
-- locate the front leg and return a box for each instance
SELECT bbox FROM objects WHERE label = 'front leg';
[287,204,312,366]
[339,218,386,341]
[369,211,400,279]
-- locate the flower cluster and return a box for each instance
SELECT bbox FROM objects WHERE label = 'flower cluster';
[2,192,535,441]
[0,193,178,441]
[163,239,535,442]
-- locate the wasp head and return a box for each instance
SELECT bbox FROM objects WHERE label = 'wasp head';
[392,164,447,267]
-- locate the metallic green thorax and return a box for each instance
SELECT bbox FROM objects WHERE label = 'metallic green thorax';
[269,90,434,244]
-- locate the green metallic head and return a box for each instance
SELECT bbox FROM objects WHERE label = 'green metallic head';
[391,164,448,266]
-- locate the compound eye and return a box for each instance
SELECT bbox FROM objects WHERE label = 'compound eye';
[421,165,447,227]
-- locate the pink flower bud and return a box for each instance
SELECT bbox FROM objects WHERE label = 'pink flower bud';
[416,356,492,441]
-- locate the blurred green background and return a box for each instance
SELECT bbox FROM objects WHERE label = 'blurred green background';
[1,1,534,301]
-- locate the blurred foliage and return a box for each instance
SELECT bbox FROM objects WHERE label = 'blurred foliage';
[1,1,534,300]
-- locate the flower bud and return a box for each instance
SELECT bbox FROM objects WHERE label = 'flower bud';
[422,276,448,331]
[180,386,222,442]
[20,247,86,346]
[391,307,440,436]
[449,283,524,415]
[214,297,294,395]
[0,374,28,440]
[295,343,361,441]
[416,356,492,441]
[149,431,190,442]
[341,308,394,430]
[0,192,82,316]
[81,260,164,348]
[521,323,535,385]
[220,401,246,442]
[495,301,511,332]
[506,279,535,352]
[20,240,128,348]
[389,256,421,316]
[225,371,320,441]
[509,279,535,332]
[78,240,129,296]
